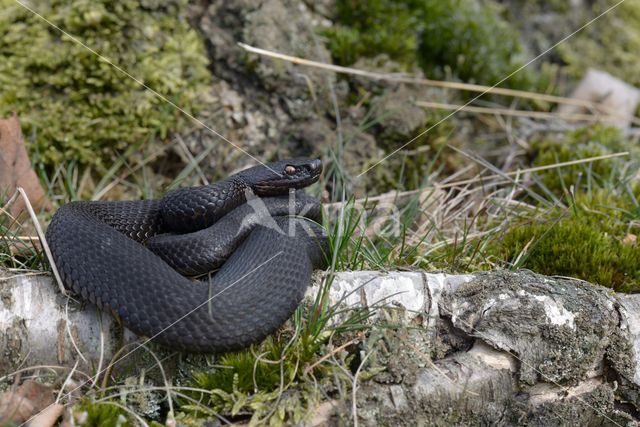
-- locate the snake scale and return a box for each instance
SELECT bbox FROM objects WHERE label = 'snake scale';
[45,159,328,353]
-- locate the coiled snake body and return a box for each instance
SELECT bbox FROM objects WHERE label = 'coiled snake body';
[46,159,327,353]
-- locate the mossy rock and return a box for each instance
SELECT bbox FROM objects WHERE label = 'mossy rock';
[0,0,210,173]
[324,0,533,89]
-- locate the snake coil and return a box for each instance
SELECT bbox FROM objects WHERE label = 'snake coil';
[45,159,327,352]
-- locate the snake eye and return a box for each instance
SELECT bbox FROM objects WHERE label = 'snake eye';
[284,165,296,175]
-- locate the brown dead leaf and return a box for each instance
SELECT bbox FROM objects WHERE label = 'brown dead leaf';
[0,379,60,426]
[0,114,52,218]
[0,392,34,424]
[28,403,65,427]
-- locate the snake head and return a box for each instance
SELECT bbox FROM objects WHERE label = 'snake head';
[243,158,323,196]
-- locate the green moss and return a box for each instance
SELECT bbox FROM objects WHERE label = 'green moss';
[189,338,289,397]
[71,401,130,426]
[325,0,533,88]
[0,0,210,173]
[324,0,422,67]
[417,0,530,87]
[559,0,640,88]
[530,125,636,197]
[180,291,368,425]
[182,331,338,424]
[491,192,640,292]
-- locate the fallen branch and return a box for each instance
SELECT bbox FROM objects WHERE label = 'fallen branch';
[3,269,640,423]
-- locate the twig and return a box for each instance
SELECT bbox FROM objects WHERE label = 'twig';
[56,359,79,404]
[303,335,362,376]
[0,272,48,282]
[16,187,68,296]
[415,100,624,123]
[238,42,640,127]
[138,343,176,423]
[0,365,94,384]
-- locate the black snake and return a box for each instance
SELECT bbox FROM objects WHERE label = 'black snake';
[45,159,328,353]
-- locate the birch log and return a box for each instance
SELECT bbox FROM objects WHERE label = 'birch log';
[2,268,640,424]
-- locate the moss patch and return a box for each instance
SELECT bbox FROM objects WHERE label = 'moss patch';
[0,0,210,172]
[71,401,131,426]
[491,193,640,292]
[325,0,533,88]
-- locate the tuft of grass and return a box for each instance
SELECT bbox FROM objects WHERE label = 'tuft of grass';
[530,125,637,197]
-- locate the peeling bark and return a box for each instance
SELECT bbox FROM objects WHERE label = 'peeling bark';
[309,270,640,425]
[0,271,137,377]
[2,269,640,424]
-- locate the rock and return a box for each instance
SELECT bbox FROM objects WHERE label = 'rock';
[557,69,640,128]
[372,84,427,143]
[182,0,342,178]
[441,271,618,385]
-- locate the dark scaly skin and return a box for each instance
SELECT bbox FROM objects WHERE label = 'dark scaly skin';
[147,191,322,276]
[45,159,327,353]
[162,158,322,232]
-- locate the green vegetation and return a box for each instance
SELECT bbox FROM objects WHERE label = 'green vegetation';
[560,0,640,88]
[0,0,210,173]
[325,0,533,88]
[2,0,640,424]
[437,125,640,291]
[491,125,640,291]
[417,0,530,86]
[530,125,635,196]
[325,123,640,292]
[71,401,131,426]
[493,195,640,292]
[325,0,422,66]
